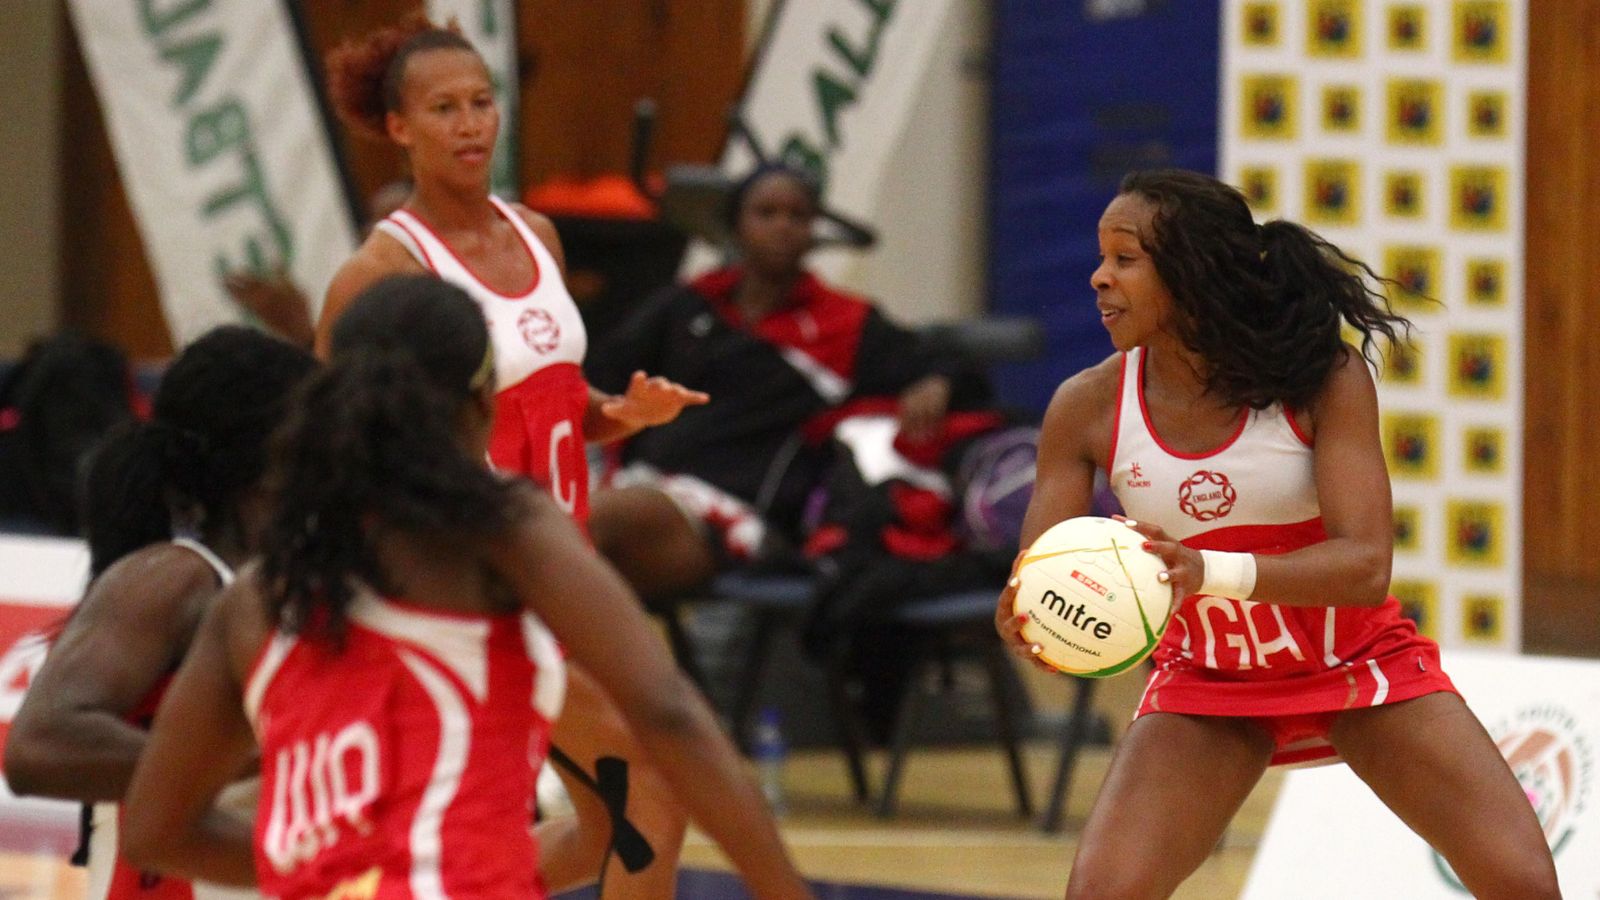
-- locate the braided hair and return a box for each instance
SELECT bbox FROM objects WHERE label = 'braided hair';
[80,327,316,576]
[1118,169,1413,410]
[261,275,518,642]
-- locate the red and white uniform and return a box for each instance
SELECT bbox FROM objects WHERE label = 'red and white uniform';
[376,198,591,522]
[1109,348,1456,765]
[244,589,566,899]
[85,539,256,900]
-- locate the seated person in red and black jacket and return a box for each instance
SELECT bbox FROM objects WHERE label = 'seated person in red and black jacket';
[584,163,992,607]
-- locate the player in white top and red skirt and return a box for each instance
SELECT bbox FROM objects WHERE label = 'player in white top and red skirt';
[996,169,1557,899]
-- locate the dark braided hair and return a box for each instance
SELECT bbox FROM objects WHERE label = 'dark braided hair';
[262,275,518,643]
[79,327,316,576]
[325,15,476,141]
[1118,169,1413,410]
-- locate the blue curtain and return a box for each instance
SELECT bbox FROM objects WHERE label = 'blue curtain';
[988,0,1221,413]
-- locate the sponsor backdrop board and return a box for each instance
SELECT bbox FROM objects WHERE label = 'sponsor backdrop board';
[1243,652,1600,897]
[0,536,89,853]
[1221,0,1525,650]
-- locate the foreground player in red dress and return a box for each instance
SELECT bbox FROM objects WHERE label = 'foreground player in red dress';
[120,277,811,900]
[996,169,1558,899]
[316,18,706,897]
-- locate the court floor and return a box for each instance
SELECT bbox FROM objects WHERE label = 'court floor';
[2,742,1283,900]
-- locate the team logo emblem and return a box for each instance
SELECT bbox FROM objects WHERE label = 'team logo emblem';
[518,308,561,354]
[1178,470,1236,522]
[1436,706,1592,889]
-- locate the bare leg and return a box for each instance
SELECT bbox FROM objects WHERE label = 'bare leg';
[536,663,688,899]
[1065,712,1273,900]
[589,487,716,612]
[1329,692,1560,900]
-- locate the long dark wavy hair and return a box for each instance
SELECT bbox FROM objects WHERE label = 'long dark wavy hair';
[1119,169,1413,410]
[261,275,518,643]
[79,327,315,577]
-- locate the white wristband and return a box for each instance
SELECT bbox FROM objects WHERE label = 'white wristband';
[1198,550,1257,600]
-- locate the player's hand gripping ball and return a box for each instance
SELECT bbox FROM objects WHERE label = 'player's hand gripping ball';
[1012,516,1174,677]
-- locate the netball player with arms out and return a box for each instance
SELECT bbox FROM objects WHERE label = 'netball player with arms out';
[995,170,1559,899]
[315,17,705,897]
[118,277,810,900]
[6,328,315,900]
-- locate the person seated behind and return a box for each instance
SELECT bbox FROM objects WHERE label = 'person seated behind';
[584,163,992,609]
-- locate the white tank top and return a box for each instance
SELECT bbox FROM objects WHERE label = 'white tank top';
[373,197,587,394]
[1108,347,1322,549]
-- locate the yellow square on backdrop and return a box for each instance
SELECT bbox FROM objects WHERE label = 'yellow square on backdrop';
[1387,79,1443,145]
[1322,85,1361,133]
[1383,412,1439,479]
[1465,258,1505,306]
[1462,594,1504,642]
[1391,580,1439,638]
[1449,166,1508,231]
[1382,245,1442,312]
[1463,426,1505,474]
[1241,75,1298,140]
[1239,165,1279,214]
[1383,170,1425,218]
[1303,159,1360,225]
[1388,4,1427,50]
[1453,0,1509,64]
[1242,2,1281,46]
[1445,500,1504,567]
[1447,333,1506,400]
[1467,90,1507,137]
[1393,505,1422,552]
[1308,0,1363,58]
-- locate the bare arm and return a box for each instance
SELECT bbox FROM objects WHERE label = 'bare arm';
[4,547,214,802]
[1129,350,1395,608]
[994,361,1113,666]
[120,578,265,886]
[315,233,426,358]
[490,493,811,900]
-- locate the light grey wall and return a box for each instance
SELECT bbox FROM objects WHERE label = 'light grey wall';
[0,3,61,358]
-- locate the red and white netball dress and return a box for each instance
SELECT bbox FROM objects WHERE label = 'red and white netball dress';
[1108,347,1456,765]
[85,539,255,900]
[244,589,566,899]
[376,198,591,522]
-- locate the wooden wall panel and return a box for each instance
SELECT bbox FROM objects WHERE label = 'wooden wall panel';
[58,1,744,358]
[1522,0,1600,651]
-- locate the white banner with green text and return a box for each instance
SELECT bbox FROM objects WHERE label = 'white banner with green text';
[66,0,358,345]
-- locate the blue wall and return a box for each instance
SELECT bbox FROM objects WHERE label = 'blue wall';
[989,0,1221,413]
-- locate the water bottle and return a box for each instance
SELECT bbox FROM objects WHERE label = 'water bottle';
[752,706,788,816]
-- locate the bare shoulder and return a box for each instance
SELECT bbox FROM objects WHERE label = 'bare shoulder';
[1306,345,1378,425]
[507,203,567,271]
[328,230,423,294]
[79,544,219,632]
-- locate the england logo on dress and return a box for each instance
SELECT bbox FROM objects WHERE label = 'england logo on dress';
[518,308,560,353]
[1179,470,1237,521]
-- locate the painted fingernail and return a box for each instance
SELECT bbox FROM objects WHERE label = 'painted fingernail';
[1123,520,1137,527]
[1142,542,1154,551]
[1157,571,1171,583]
[1008,576,1020,588]
[1030,645,1043,655]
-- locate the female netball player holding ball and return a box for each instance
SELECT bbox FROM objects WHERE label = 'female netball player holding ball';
[995,170,1558,899]
[316,18,706,897]
[7,328,315,899]
[119,277,811,900]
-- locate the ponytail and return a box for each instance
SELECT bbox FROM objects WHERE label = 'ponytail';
[262,346,516,643]
[79,422,171,577]
[1119,168,1414,410]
